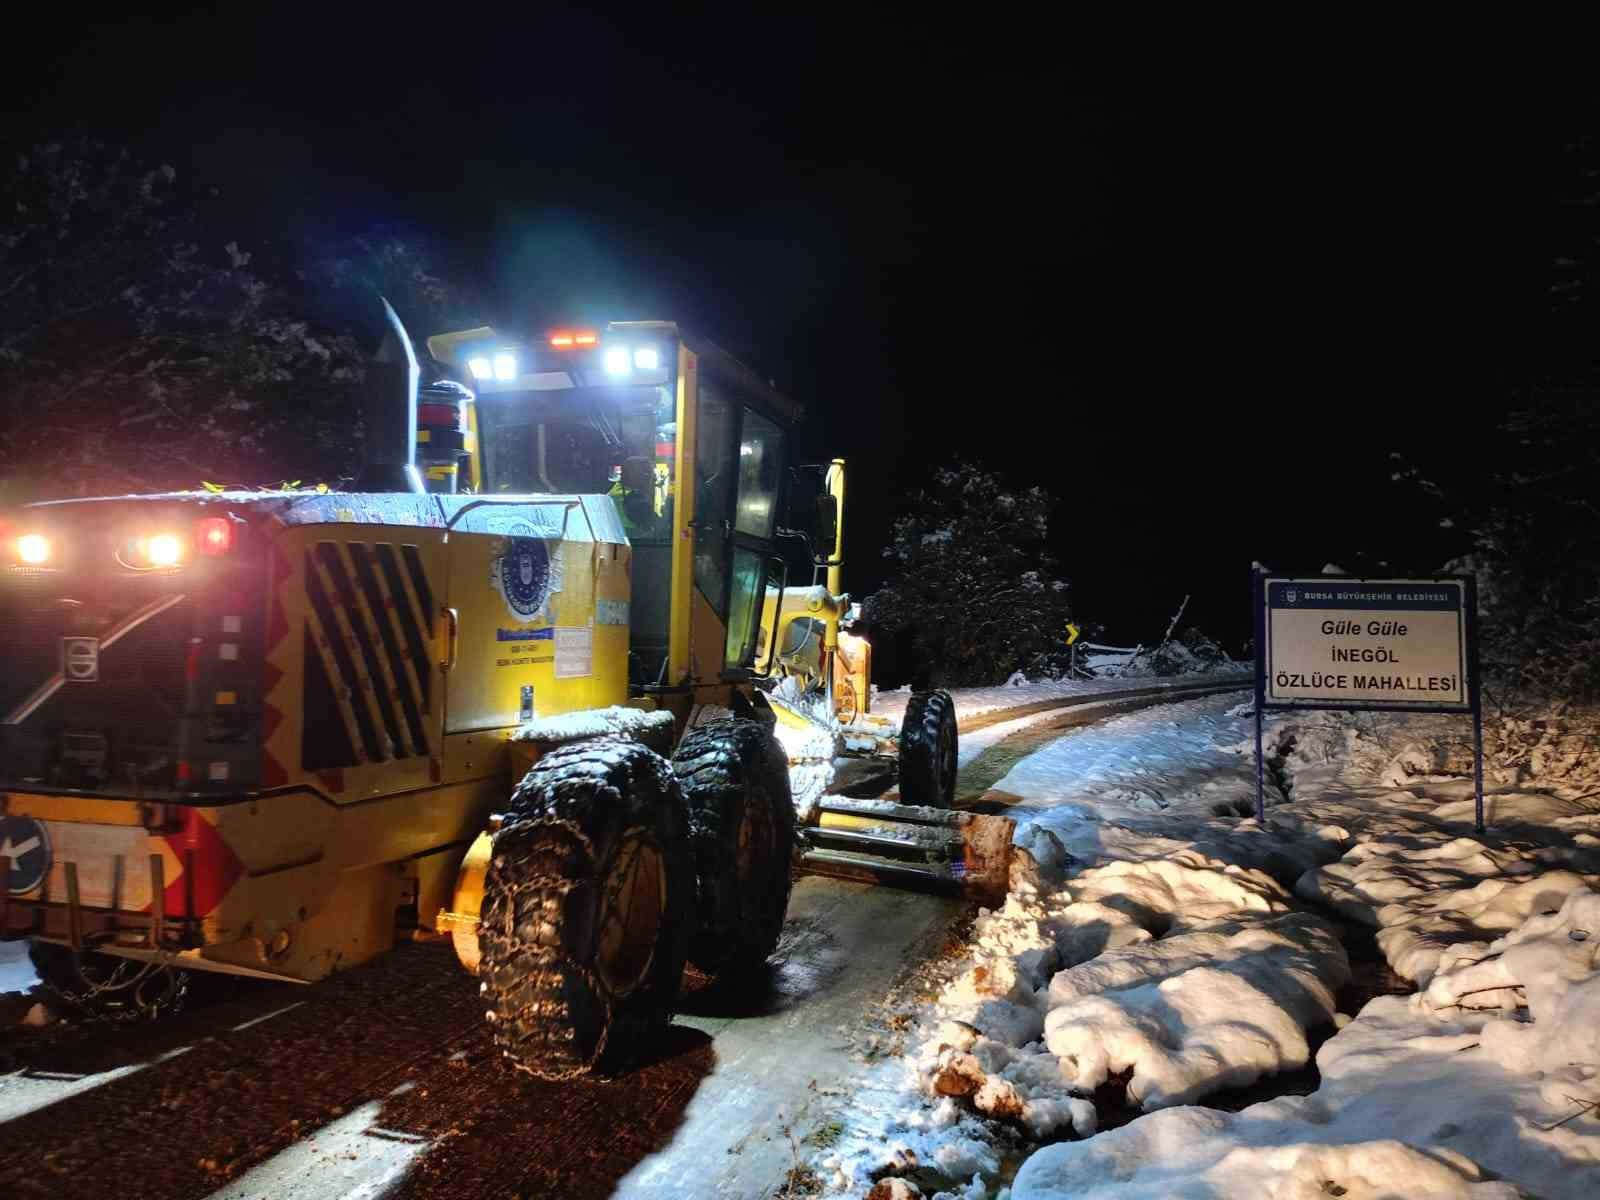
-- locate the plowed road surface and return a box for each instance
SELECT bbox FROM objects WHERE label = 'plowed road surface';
[0,877,961,1200]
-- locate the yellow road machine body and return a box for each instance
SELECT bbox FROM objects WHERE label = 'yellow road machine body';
[0,304,1010,1074]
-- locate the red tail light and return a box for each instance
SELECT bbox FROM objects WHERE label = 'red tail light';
[418,403,465,431]
[194,517,234,556]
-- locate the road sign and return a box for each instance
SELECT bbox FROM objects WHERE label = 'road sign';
[1065,622,1081,646]
[1251,569,1483,832]
[1260,578,1470,711]
[1,815,52,894]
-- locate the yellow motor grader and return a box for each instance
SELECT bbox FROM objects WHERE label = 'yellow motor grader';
[0,302,1012,1075]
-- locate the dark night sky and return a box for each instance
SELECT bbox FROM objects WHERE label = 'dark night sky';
[5,10,1596,651]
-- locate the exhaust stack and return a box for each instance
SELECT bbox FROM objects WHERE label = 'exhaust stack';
[356,296,426,494]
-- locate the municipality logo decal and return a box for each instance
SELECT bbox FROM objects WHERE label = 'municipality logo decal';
[491,536,552,621]
[1284,587,1299,605]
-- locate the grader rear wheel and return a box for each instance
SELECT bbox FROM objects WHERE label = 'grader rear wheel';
[673,719,796,975]
[477,738,694,1079]
[898,689,958,808]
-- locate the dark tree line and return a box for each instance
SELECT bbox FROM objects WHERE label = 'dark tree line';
[0,139,482,501]
[1399,136,1600,704]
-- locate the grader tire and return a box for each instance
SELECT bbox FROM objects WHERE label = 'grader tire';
[898,689,958,808]
[673,719,796,975]
[478,738,694,1080]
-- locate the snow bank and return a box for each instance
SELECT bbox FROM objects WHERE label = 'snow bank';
[1300,833,1593,986]
[0,941,38,1000]
[1419,886,1600,1112]
[769,716,842,816]
[1011,1106,1523,1199]
[1014,888,1600,1200]
[827,697,1351,1195]
[827,747,1350,1190]
[1293,715,1600,989]
[831,697,1600,1198]
[1044,911,1346,1108]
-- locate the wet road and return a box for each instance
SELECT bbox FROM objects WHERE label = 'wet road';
[0,877,961,1200]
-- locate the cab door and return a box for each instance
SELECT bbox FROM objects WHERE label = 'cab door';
[688,377,787,681]
[722,407,785,671]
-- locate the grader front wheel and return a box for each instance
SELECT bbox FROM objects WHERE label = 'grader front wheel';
[476,738,694,1080]
[898,689,958,808]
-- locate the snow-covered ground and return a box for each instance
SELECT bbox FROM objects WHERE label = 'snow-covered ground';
[869,671,1249,728]
[777,671,1245,817]
[0,944,32,996]
[830,695,1600,1199]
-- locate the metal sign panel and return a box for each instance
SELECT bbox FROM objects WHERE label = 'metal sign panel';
[1260,577,1471,711]
[1,815,52,894]
[1251,568,1484,832]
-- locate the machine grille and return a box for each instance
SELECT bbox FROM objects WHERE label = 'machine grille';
[299,541,434,770]
[0,571,194,790]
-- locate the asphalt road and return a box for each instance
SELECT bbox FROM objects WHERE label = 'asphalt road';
[0,876,961,1200]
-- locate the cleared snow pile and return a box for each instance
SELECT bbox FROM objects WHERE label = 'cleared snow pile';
[1294,713,1600,989]
[1009,825,1074,896]
[1013,888,1600,1200]
[833,851,1350,1195]
[1115,629,1237,680]
[1011,1106,1524,1199]
[769,716,842,817]
[1418,886,1600,1116]
[1039,862,1348,1109]
[831,696,1600,1197]
[1300,833,1594,986]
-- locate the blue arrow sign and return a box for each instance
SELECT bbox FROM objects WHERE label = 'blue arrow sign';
[1,815,52,895]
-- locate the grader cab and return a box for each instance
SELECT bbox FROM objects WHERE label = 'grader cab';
[0,302,1011,1075]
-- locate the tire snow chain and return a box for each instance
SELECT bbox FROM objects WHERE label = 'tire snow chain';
[485,814,616,1081]
[42,947,189,1023]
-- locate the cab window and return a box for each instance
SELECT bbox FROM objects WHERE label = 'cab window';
[724,548,767,668]
[734,409,784,539]
[693,379,736,616]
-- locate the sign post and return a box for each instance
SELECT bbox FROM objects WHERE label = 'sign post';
[1253,571,1482,832]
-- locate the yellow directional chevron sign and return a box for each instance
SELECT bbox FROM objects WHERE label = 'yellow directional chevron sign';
[1065,623,1081,646]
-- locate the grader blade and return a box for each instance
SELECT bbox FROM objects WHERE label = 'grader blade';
[799,799,1015,908]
